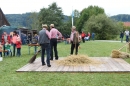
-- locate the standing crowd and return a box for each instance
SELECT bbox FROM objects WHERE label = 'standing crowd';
[0,31,22,57]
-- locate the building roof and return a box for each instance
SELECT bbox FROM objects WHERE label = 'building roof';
[0,8,10,27]
[123,22,130,27]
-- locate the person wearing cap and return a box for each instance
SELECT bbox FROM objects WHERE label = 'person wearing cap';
[38,24,51,67]
[50,24,62,60]
[70,26,80,55]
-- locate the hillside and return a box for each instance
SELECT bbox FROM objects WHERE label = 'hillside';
[4,13,130,28]
[110,14,130,22]
[5,13,31,27]
[5,13,69,28]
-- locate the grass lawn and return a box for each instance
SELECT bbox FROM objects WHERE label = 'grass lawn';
[0,40,130,86]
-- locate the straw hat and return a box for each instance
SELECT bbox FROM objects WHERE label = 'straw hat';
[42,24,48,28]
[72,26,76,30]
[50,24,54,27]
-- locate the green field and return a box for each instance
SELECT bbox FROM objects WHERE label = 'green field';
[0,41,130,86]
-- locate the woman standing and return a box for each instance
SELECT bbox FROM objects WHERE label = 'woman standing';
[11,31,18,56]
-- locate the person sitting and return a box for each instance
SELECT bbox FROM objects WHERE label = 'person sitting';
[84,36,90,41]
[85,32,91,41]
[5,41,12,56]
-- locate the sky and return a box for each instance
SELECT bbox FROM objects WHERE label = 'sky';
[0,0,130,16]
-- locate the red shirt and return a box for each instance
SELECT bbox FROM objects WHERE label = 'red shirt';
[16,41,22,48]
[1,34,11,45]
[81,32,86,37]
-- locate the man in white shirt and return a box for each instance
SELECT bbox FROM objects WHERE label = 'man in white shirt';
[124,29,129,42]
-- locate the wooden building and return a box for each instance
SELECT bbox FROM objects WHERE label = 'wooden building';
[0,8,10,27]
[17,27,37,37]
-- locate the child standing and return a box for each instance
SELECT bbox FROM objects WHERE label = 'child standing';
[5,41,12,56]
[0,42,3,57]
[16,36,22,57]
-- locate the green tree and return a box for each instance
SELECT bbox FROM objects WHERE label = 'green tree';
[62,17,72,35]
[76,5,104,32]
[26,12,39,29]
[83,14,122,40]
[38,2,64,31]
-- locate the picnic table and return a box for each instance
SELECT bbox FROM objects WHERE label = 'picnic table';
[28,44,40,55]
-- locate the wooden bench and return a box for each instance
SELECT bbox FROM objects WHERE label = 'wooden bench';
[2,50,8,52]
[2,50,12,57]
[28,44,40,55]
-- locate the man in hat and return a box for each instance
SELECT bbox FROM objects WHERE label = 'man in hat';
[38,24,51,67]
[50,24,62,60]
[70,26,80,55]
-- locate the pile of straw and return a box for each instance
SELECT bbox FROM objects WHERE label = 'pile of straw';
[111,50,130,58]
[56,55,101,66]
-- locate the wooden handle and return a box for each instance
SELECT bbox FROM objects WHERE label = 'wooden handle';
[35,49,41,55]
[118,43,128,51]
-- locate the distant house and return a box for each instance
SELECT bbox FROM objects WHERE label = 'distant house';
[123,22,130,27]
[0,8,10,27]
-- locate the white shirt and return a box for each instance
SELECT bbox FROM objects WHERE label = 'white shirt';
[125,30,129,36]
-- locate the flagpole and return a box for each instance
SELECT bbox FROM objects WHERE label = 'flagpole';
[72,16,73,27]
[72,6,74,27]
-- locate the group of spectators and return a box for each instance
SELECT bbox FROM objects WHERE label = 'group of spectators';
[0,31,22,57]
[21,33,39,45]
[80,31,95,43]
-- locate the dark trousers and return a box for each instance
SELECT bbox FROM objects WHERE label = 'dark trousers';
[82,37,85,43]
[17,48,21,56]
[50,38,58,60]
[70,42,79,55]
[0,52,2,57]
[3,45,5,56]
[126,35,129,42]
[13,44,16,56]
[41,43,50,65]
